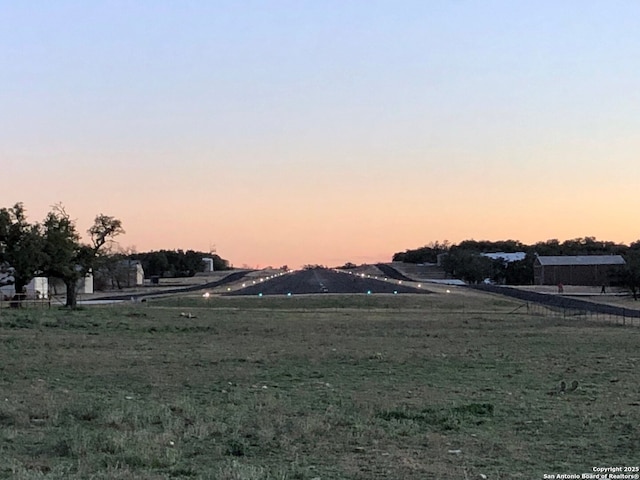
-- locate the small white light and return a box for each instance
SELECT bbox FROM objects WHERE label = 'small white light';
[446,289,451,294]
[202,292,210,298]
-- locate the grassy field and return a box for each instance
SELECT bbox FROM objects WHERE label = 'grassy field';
[0,293,639,479]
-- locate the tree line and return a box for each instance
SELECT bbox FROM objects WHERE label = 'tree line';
[91,249,230,290]
[393,237,640,295]
[129,250,229,279]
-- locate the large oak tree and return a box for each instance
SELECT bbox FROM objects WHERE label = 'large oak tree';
[42,205,124,307]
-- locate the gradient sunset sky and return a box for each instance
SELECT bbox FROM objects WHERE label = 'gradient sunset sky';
[2,1,639,268]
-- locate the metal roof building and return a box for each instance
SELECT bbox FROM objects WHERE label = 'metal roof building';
[533,255,626,286]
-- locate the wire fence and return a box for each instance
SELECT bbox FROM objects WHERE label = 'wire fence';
[470,284,640,327]
[3,284,640,328]
[523,300,640,326]
[0,295,54,311]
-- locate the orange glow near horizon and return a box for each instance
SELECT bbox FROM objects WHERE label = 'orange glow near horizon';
[6,150,640,270]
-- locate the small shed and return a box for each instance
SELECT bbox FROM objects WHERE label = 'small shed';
[533,255,626,286]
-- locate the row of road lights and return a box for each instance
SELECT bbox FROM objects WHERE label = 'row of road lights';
[202,270,293,298]
[337,269,451,294]
[201,269,452,298]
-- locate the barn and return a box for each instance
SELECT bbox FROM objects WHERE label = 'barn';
[533,255,626,286]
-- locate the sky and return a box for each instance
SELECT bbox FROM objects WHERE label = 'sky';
[2,1,640,268]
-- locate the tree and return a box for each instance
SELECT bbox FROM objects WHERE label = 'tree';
[0,203,46,304]
[42,205,124,307]
[130,250,230,278]
[618,244,640,300]
[392,241,450,264]
[533,237,627,257]
[441,249,493,284]
[88,214,125,252]
[92,245,130,290]
[144,251,170,277]
[336,262,357,270]
[504,253,535,285]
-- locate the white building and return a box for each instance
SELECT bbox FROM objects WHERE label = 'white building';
[0,275,49,299]
[202,257,215,272]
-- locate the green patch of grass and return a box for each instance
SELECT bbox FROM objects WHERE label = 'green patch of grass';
[378,402,494,431]
[150,291,512,312]
[0,296,639,478]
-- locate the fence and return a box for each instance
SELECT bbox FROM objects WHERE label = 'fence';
[523,300,640,326]
[471,284,640,327]
[0,295,54,311]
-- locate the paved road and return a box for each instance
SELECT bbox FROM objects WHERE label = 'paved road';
[92,271,253,301]
[470,284,640,319]
[227,268,430,296]
[375,263,416,282]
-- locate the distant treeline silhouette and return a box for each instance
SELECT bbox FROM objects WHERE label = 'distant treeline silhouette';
[130,250,230,278]
[393,238,640,293]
